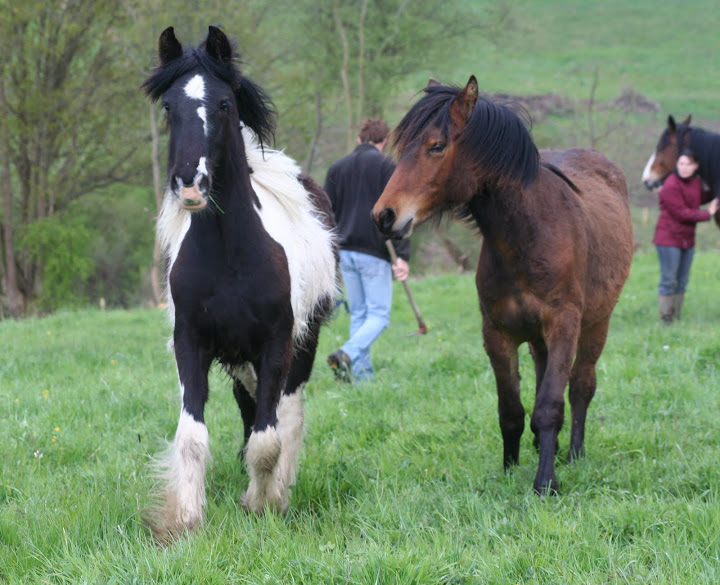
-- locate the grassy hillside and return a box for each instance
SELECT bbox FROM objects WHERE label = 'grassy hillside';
[409,0,720,120]
[2,251,720,583]
[386,0,720,274]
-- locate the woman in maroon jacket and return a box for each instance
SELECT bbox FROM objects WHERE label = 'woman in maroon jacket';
[653,149,719,323]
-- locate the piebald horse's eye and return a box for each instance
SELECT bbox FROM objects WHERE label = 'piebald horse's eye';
[219,99,231,112]
[428,142,446,154]
[162,101,170,112]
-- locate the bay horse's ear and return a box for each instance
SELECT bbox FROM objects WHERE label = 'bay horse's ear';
[450,75,479,125]
[682,114,692,126]
[667,115,677,133]
[158,27,183,65]
[427,78,441,88]
[205,25,233,62]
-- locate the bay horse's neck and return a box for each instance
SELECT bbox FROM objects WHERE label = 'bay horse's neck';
[467,184,535,251]
[689,127,720,194]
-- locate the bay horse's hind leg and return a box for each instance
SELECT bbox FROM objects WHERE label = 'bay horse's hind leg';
[528,341,548,453]
[567,319,609,462]
[483,324,525,468]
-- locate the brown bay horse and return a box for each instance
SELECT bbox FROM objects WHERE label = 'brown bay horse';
[642,114,720,227]
[373,76,633,493]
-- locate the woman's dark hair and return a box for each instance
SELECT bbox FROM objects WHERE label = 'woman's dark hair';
[678,148,697,162]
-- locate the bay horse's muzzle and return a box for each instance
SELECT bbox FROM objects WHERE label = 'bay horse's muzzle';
[373,206,413,239]
[643,179,662,191]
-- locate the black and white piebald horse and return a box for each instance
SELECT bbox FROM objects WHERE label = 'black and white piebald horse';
[142,26,337,540]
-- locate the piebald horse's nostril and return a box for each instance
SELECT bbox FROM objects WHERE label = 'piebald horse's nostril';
[378,207,396,233]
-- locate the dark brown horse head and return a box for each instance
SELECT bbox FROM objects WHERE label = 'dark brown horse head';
[373,75,538,239]
[641,114,692,190]
[373,76,479,239]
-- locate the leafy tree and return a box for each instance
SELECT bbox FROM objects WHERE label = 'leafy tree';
[18,215,94,311]
[0,0,148,316]
[281,0,511,161]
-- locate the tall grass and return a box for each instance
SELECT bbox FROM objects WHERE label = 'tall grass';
[2,251,720,583]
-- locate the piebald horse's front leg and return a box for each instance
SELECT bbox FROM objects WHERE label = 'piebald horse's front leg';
[149,337,212,540]
[241,334,294,513]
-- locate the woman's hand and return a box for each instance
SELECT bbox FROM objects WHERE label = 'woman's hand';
[709,198,719,216]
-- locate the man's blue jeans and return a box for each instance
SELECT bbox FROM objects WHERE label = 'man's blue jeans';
[656,245,694,295]
[339,250,393,381]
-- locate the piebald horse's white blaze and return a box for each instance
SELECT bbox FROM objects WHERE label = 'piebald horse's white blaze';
[184,74,205,100]
[197,107,208,136]
[154,123,336,529]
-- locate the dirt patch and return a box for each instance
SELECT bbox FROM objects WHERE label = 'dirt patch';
[487,87,660,122]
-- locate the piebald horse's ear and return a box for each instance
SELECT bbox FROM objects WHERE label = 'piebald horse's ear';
[205,25,233,62]
[450,75,479,126]
[158,27,183,65]
[682,114,692,126]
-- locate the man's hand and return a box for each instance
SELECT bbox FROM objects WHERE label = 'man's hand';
[392,257,409,281]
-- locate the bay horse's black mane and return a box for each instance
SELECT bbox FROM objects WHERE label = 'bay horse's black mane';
[543,162,580,194]
[141,31,276,147]
[677,124,720,194]
[392,84,540,190]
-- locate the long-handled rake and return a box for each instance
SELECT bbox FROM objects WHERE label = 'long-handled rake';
[386,240,428,335]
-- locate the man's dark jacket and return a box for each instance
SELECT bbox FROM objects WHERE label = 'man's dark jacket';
[324,142,410,263]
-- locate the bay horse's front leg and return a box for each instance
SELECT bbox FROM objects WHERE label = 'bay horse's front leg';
[483,324,525,468]
[530,311,580,494]
[149,337,212,540]
[242,334,294,514]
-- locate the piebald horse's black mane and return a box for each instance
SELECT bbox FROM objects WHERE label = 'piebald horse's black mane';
[141,27,276,147]
[392,84,540,190]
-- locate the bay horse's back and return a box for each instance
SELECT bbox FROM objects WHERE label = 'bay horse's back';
[541,148,628,202]
[541,148,633,317]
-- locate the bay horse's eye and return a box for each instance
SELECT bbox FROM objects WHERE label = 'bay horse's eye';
[428,142,446,154]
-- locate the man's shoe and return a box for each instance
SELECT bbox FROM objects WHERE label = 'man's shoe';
[328,350,352,383]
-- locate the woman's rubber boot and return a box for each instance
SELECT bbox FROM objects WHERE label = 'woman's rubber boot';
[673,293,684,320]
[659,295,675,324]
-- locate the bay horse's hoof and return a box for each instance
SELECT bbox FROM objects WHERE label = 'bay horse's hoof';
[566,446,585,463]
[533,477,559,496]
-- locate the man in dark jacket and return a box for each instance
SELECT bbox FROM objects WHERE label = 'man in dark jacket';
[324,118,410,382]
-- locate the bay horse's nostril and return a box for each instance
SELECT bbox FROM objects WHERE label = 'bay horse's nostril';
[377,207,396,234]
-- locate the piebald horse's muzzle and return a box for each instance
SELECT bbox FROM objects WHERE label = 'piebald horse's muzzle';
[174,173,209,210]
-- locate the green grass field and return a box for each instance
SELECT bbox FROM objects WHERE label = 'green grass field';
[2,251,720,583]
[434,0,720,120]
[391,0,720,217]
